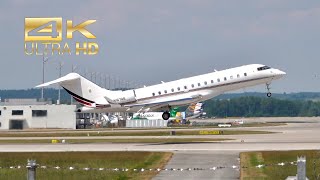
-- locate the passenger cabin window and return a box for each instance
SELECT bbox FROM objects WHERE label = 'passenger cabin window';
[164,90,167,94]
[230,76,233,79]
[158,91,161,95]
[177,87,181,91]
[224,77,227,81]
[257,66,271,71]
[184,86,187,89]
[217,78,220,82]
[12,110,23,116]
[191,84,194,88]
[152,93,155,96]
[237,74,240,78]
[0,110,1,116]
[204,81,207,85]
[244,73,247,76]
[211,80,214,83]
[198,83,201,87]
[32,110,47,117]
[171,88,174,92]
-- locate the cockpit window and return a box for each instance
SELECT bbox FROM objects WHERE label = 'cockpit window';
[257,66,271,71]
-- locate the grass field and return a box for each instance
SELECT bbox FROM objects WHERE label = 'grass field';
[0,130,273,137]
[0,152,172,180]
[0,138,231,144]
[240,150,320,180]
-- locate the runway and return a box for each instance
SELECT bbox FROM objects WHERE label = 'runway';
[154,151,239,180]
[1,117,320,180]
[0,141,319,152]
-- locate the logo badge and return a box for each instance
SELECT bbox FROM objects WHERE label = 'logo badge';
[24,17,99,56]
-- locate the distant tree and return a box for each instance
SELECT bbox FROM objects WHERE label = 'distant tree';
[204,96,320,117]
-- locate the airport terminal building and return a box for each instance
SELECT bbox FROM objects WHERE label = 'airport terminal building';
[0,99,76,130]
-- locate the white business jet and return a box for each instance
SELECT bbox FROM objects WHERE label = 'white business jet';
[36,64,285,120]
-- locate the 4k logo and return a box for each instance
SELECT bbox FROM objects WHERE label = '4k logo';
[24,17,99,56]
[25,18,63,42]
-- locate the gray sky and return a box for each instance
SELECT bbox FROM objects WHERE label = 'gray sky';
[0,0,320,92]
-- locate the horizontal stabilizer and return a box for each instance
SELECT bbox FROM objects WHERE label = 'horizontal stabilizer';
[35,73,81,88]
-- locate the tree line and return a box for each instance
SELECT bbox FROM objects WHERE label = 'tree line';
[204,96,320,117]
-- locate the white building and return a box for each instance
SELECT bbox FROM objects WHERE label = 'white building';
[0,99,76,130]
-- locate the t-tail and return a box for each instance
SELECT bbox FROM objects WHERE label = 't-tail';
[169,107,179,117]
[185,102,204,118]
[36,73,110,108]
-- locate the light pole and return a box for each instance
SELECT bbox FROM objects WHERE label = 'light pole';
[114,77,117,89]
[99,73,103,87]
[104,74,107,88]
[118,77,120,89]
[108,75,111,89]
[72,65,77,72]
[57,62,64,104]
[70,65,77,104]
[91,72,95,81]
[84,68,88,78]
[95,72,99,84]
[41,55,50,100]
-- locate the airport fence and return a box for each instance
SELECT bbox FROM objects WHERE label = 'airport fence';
[3,157,316,180]
[0,159,304,180]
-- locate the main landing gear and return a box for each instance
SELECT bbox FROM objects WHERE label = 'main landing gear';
[162,111,170,120]
[266,83,272,97]
[161,105,172,120]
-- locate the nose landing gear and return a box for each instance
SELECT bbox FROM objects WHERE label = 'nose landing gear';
[266,83,272,97]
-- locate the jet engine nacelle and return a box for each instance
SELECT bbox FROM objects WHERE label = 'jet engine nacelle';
[105,90,137,104]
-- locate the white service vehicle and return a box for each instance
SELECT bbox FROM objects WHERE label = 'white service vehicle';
[218,124,232,128]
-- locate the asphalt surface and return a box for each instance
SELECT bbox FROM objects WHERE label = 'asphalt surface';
[154,151,239,180]
[0,142,319,152]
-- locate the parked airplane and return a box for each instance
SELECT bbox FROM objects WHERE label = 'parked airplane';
[36,64,285,120]
[101,114,119,124]
[132,102,204,120]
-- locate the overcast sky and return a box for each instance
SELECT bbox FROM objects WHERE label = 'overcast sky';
[0,0,320,93]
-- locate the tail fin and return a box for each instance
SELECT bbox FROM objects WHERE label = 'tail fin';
[185,102,203,117]
[36,73,109,107]
[170,107,179,117]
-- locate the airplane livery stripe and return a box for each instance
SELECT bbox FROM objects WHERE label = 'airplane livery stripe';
[124,76,272,105]
[63,87,111,108]
[73,96,92,106]
[62,87,95,105]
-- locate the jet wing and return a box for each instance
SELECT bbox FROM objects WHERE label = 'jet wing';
[125,94,203,112]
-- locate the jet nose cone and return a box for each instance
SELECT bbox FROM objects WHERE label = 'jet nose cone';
[273,69,286,78]
[271,69,287,79]
[278,70,286,75]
